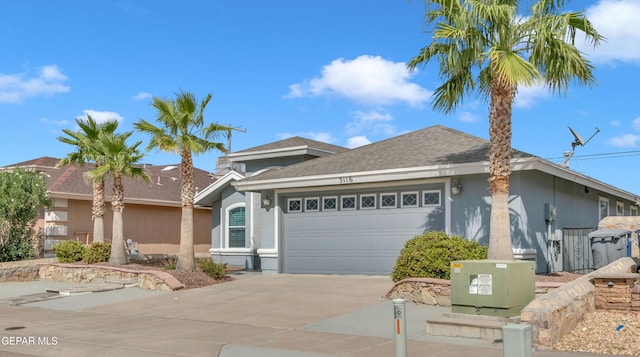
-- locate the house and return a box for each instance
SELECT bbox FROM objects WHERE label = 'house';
[2,157,216,257]
[194,125,639,275]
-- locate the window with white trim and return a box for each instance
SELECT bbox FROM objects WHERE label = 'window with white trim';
[616,201,624,216]
[227,205,246,248]
[380,193,397,209]
[631,206,638,216]
[401,192,418,207]
[323,196,337,211]
[341,195,356,210]
[360,194,376,209]
[599,196,609,220]
[305,197,319,212]
[423,190,441,206]
[288,198,302,213]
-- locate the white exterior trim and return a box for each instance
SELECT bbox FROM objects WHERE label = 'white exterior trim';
[233,157,638,202]
[224,202,246,249]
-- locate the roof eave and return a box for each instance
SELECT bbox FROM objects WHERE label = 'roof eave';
[233,156,639,202]
[226,146,336,162]
[194,171,245,206]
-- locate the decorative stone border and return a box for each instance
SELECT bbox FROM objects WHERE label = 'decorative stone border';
[522,257,637,349]
[0,258,57,282]
[38,263,184,291]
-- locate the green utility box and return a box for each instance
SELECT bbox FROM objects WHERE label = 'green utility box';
[450,260,535,318]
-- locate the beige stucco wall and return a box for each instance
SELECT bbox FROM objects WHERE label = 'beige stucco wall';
[44,198,212,255]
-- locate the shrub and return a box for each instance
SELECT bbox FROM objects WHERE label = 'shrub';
[196,258,228,279]
[52,240,86,263]
[82,242,111,264]
[391,231,488,281]
[162,256,177,270]
[0,169,50,262]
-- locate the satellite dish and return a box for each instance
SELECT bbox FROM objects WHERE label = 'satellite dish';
[568,126,585,147]
[563,126,600,167]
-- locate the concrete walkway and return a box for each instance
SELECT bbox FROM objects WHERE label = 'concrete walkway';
[0,274,620,357]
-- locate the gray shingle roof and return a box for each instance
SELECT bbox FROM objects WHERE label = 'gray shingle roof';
[233,136,349,155]
[241,125,534,182]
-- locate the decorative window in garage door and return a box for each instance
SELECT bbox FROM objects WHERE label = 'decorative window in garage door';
[288,198,302,212]
[323,196,337,211]
[360,194,376,209]
[423,190,441,206]
[380,193,396,208]
[305,197,320,212]
[401,192,418,207]
[341,195,356,210]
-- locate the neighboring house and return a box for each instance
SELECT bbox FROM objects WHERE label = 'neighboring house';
[2,157,216,256]
[195,125,639,275]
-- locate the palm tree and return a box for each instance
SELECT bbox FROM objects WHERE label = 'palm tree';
[85,130,149,264]
[408,0,602,259]
[134,91,229,271]
[57,116,119,244]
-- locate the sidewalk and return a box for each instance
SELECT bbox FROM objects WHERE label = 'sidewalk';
[0,274,619,357]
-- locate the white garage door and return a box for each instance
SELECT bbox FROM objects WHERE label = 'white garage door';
[283,208,443,275]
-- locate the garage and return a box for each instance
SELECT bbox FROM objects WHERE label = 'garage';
[283,206,444,275]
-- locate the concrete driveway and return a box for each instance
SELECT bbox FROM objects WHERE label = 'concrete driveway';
[0,274,605,357]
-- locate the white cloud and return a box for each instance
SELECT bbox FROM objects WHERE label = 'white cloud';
[286,55,431,107]
[514,83,551,108]
[578,0,640,64]
[346,136,371,148]
[610,119,621,127]
[38,118,69,126]
[0,65,70,103]
[77,110,124,124]
[133,91,152,100]
[459,111,481,123]
[609,134,640,147]
[346,110,394,135]
[632,117,640,131]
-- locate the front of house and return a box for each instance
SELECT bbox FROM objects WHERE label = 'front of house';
[194,125,639,275]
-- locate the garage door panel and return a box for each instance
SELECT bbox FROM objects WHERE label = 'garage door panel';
[284,207,443,275]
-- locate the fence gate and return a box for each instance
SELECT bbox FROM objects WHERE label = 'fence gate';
[562,227,596,274]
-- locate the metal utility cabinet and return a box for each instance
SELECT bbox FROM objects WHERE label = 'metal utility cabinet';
[450,260,535,318]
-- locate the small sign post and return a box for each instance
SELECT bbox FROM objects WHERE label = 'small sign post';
[393,298,407,357]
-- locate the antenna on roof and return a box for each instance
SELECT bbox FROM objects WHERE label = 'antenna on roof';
[563,126,600,167]
[226,125,247,154]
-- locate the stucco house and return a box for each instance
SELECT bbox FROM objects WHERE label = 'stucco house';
[194,125,639,275]
[3,157,216,256]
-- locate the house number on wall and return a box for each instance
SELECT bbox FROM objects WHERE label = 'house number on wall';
[338,176,354,184]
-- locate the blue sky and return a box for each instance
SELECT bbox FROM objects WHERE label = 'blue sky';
[1,0,639,194]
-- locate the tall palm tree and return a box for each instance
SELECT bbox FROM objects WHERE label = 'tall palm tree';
[134,91,229,271]
[57,116,119,243]
[408,0,602,259]
[85,130,149,264]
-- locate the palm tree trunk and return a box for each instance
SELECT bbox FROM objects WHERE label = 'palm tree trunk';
[109,174,127,265]
[92,180,106,243]
[177,207,195,271]
[487,76,515,260]
[177,150,196,271]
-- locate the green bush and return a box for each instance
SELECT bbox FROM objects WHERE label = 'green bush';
[0,168,50,262]
[162,256,177,270]
[82,242,111,264]
[196,258,228,279]
[52,240,86,263]
[391,231,488,281]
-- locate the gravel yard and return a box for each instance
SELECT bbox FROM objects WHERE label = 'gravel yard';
[555,310,640,356]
